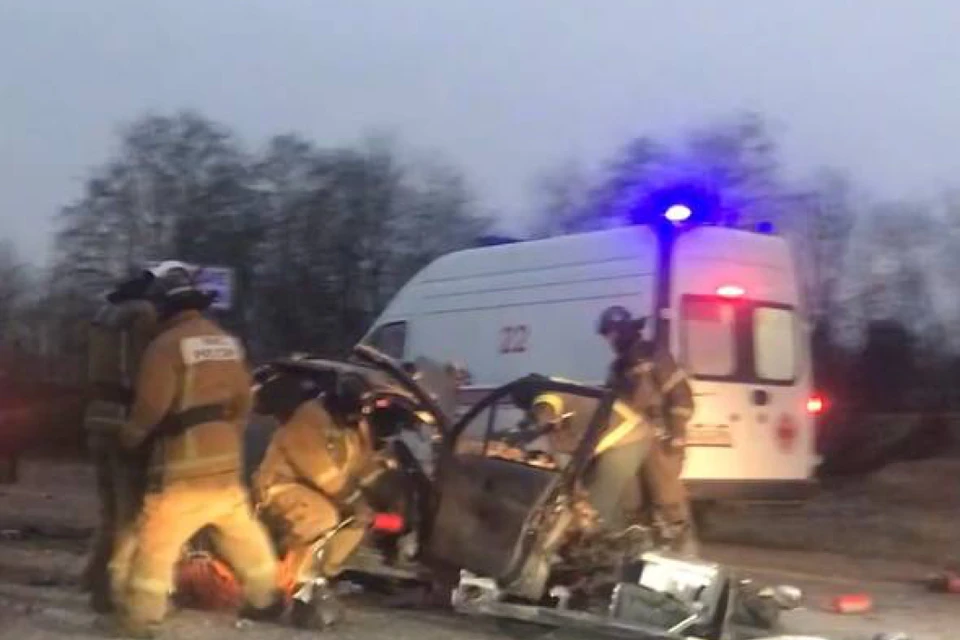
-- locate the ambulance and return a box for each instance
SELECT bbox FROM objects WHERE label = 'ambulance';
[362,216,820,504]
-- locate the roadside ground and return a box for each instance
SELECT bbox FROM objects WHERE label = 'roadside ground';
[1,459,958,640]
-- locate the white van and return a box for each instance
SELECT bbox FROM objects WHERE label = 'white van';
[362,224,819,503]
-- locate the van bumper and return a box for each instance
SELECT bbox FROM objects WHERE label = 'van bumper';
[686,479,818,503]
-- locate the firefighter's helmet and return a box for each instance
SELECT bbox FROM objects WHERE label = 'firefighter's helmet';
[254,370,320,420]
[144,261,215,317]
[597,305,647,355]
[104,272,154,304]
[596,305,645,337]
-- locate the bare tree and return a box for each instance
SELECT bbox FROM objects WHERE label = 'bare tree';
[529,159,591,238]
[528,113,794,236]
[251,134,490,356]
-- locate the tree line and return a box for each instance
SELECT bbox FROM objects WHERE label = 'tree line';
[1,110,958,413]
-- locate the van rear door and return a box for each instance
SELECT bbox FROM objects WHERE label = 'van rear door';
[678,294,813,497]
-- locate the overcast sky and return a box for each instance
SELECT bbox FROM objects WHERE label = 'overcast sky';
[3,0,960,264]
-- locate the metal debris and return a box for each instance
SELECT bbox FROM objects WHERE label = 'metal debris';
[757,584,803,610]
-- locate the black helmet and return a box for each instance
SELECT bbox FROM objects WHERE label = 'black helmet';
[597,306,638,337]
[105,269,155,304]
[597,306,647,355]
[255,371,319,421]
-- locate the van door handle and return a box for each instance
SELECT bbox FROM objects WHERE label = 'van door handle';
[751,389,770,406]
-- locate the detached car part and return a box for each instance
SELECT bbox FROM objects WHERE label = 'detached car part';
[452,552,736,640]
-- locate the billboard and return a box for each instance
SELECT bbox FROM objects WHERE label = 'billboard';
[194,266,234,311]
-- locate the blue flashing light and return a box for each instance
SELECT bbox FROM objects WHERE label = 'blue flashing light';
[632,181,721,228]
[755,221,775,234]
[664,204,693,223]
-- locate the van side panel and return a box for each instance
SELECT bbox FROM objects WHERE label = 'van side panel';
[398,227,660,385]
[411,292,652,386]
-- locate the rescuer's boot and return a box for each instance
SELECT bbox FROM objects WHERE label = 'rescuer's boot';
[94,615,157,639]
[238,590,286,622]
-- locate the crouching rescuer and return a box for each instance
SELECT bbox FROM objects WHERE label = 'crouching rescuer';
[252,369,388,629]
[111,262,283,638]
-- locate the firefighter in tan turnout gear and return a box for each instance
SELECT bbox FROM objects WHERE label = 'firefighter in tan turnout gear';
[597,305,698,556]
[111,262,282,638]
[252,368,387,629]
[82,275,158,613]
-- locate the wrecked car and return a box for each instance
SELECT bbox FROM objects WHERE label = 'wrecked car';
[240,344,775,640]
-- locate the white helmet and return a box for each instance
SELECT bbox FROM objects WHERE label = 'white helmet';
[143,260,214,317]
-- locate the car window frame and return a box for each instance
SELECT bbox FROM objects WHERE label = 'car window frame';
[367,321,407,361]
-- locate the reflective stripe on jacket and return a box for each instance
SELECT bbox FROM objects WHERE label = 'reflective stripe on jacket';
[530,392,647,456]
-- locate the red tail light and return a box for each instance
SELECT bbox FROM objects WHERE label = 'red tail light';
[806,395,825,415]
[371,513,405,533]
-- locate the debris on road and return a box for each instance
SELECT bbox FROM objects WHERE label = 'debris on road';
[925,571,960,594]
[335,580,365,596]
[757,584,804,610]
[830,592,873,614]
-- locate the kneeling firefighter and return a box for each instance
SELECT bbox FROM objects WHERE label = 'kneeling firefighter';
[111,261,283,638]
[251,369,389,629]
[597,306,698,556]
[82,274,158,613]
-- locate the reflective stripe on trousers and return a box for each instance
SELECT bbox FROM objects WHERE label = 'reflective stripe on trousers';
[84,401,127,434]
[151,452,241,477]
[594,402,642,456]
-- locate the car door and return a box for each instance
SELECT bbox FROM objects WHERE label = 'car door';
[424,377,614,582]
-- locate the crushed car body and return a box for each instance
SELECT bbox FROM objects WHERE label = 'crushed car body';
[241,345,774,640]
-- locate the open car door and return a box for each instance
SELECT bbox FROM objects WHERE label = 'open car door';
[347,348,743,640]
[423,375,616,594]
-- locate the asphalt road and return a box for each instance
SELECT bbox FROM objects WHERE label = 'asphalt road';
[0,532,951,640]
[1,461,956,640]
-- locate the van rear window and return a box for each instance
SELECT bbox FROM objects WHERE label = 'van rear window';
[753,307,797,383]
[680,297,737,377]
[680,295,799,385]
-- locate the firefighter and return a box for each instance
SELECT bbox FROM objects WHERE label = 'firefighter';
[516,388,650,529]
[251,369,388,629]
[597,305,698,556]
[82,274,158,613]
[111,261,283,638]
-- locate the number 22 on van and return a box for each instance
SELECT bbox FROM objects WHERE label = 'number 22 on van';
[499,325,529,354]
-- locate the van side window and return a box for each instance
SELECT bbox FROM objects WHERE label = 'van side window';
[753,307,797,383]
[680,297,737,378]
[368,321,407,360]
